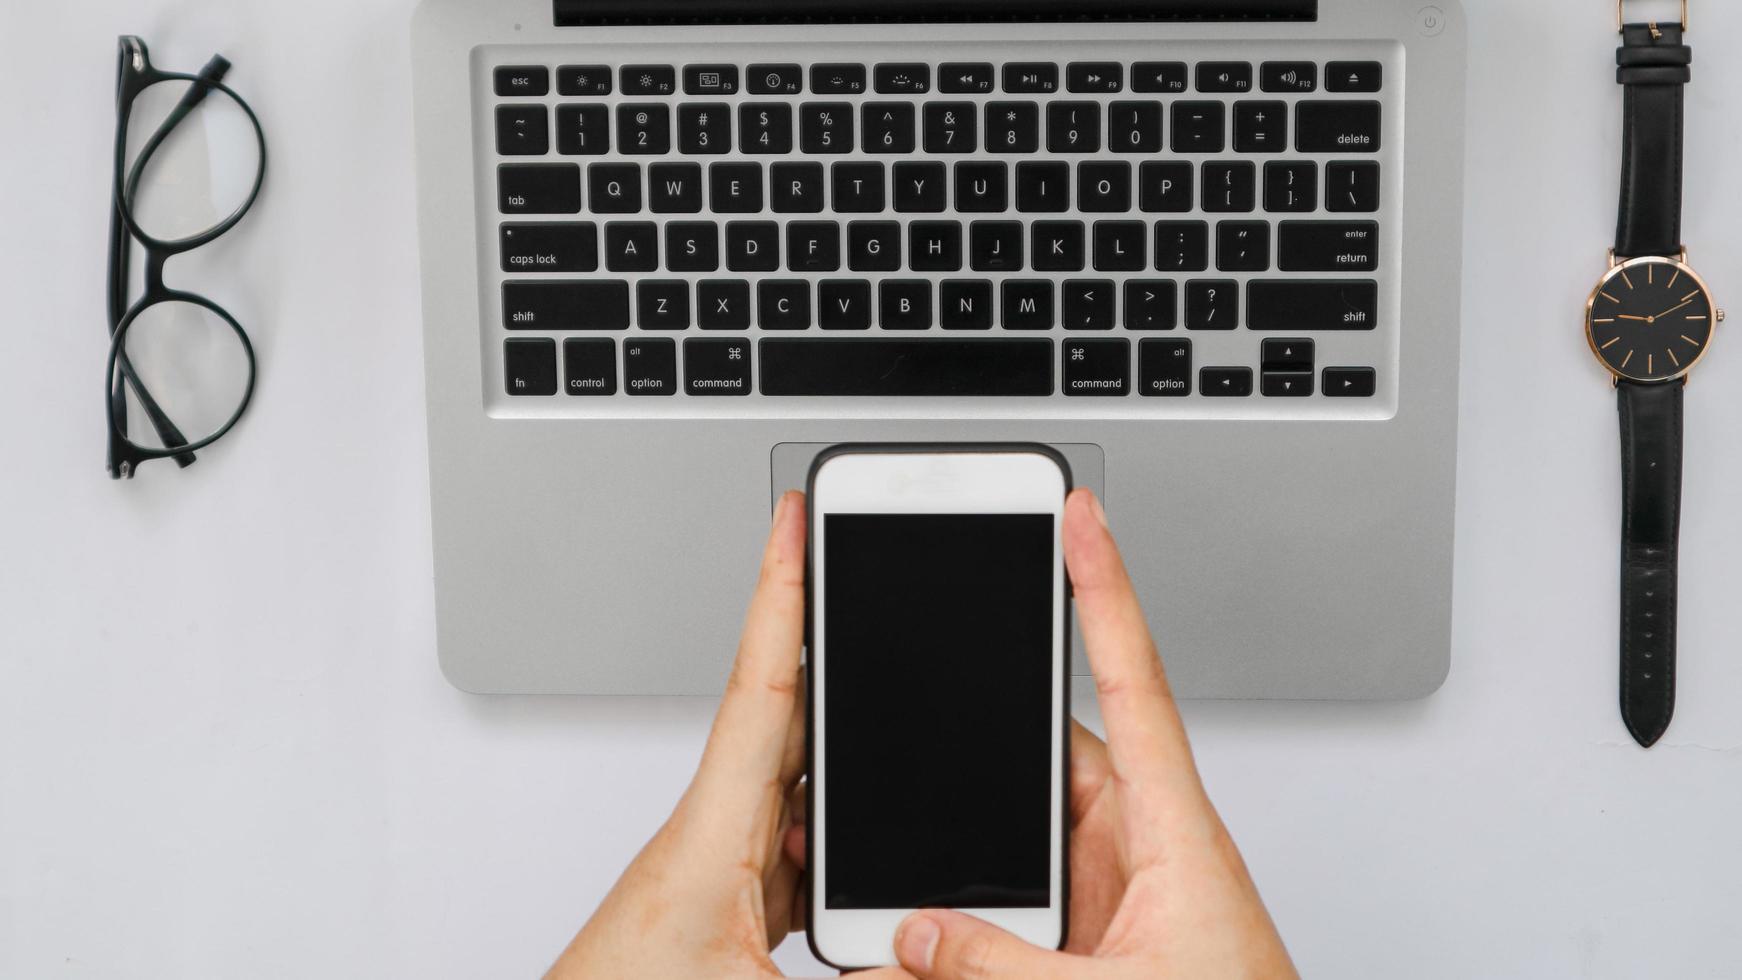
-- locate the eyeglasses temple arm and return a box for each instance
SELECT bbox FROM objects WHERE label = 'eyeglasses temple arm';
[122,55,232,206]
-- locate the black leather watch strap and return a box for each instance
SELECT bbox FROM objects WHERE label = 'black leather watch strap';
[1617,380,1682,747]
[1615,23,1691,258]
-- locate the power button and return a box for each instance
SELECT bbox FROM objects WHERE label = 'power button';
[1418,5,1447,37]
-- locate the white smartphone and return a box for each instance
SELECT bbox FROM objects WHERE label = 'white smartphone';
[805,445,1071,970]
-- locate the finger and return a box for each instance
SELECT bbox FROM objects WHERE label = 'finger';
[783,780,808,867]
[1062,489,1201,789]
[1067,719,1111,825]
[894,910,1075,980]
[691,491,808,810]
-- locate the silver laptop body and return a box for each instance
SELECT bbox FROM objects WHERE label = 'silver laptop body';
[410,0,1467,697]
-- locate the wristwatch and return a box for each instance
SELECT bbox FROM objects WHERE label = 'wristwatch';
[1585,1,1724,747]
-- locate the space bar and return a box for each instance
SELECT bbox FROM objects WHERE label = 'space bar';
[759,339,1054,396]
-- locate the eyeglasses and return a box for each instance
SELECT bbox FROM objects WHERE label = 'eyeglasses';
[106,36,267,479]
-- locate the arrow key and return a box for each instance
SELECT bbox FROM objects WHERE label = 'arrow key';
[1323,366,1377,397]
[1261,337,1314,371]
[1200,366,1253,397]
[1260,370,1313,397]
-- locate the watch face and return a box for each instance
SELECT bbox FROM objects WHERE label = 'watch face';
[1587,258,1717,383]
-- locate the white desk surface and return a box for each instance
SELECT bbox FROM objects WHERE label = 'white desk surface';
[4,1,1741,976]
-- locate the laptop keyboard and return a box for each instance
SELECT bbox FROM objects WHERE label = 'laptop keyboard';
[480,42,1397,412]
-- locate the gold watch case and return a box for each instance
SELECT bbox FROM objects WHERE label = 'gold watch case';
[1586,253,1725,384]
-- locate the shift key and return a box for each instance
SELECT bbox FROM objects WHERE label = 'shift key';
[1248,280,1378,331]
[504,280,630,330]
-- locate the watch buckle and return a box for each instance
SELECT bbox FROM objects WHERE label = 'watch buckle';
[1617,0,1688,33]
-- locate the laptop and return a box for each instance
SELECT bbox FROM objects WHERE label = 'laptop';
[409,0,1467,698]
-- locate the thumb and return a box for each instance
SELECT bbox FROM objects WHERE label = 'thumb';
[894,910,1072,980]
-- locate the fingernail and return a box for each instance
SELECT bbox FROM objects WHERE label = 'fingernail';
[772,492,791,526]
[897,915,940,972]
[1088,492,1109,529]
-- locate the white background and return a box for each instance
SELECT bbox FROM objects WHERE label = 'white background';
[4,0,1741,976]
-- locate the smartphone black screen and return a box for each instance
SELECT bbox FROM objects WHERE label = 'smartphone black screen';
[822,513,1055,910]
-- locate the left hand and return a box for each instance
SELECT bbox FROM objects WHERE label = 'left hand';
[545,491,913,979]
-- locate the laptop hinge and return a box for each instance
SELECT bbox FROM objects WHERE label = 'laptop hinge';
[553,0,1317,27]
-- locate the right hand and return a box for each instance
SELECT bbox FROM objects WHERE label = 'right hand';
[892,489,1297,980]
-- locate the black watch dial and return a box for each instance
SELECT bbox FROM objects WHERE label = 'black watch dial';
[1588,259,1716,383]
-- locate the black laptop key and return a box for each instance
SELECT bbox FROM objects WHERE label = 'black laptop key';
[1170,102,1225,153]
[1139,339,1192,395]
[759,339,1053,396]
[909,221,963,272]
[1261,371,1314,398]
[617,104,671,154]
[503,280,630,330]
[771,162,826,213]
[1323,366,1378,397]
[940,63,995,94]
[623,338,677,395]
[500,222,597,273]
[638,280,691,330]
[787,221,841,271]
[1092,221,1146,272]
[740,104,794,154]
[557,65,612,97]
[1201,366,1254,397]
[496,105,549,155]
[1109,102,1163,153]
[894,162,948,213]
[677,104,731,154]
[748,64,803,95]
[1278,221,1379,271]
[847,222,901,272]
[604,222,658,272]
[880,281,933,330]
[710,163,763,213]
[1016,162,1070,213]
[1067,62,1123,94]
[1078,162,1132,213]
[1233,101,1288,153]
[1197,62,1253,93]
[971,221,1024,272]
[1139,162,1194,212]
[955,162,1008,213]
[1154,221,1209,272]
[1184,280,1238,330]
[1296,101,1381,153]
[495,66,550,97]
[1032,222,1086,272]
[1063,280,1116,330]
[725,221,780,272]
[819,280,873,330]
[1063,338,1130,396]
[666,222,720,272]
[556,104,610,155]
[500,164,579,214]
[940,280,994,330]
[563,338,617,396]
[1264,161,1318,213]
[1216,221,1271,272]
[1326,162,1381,212]
[864,103,916,154]
[649,163,703,213]
[801,103,855,154]
[1248,280,1379,331]
[620,65,675,96]
[832,163,886,213]
[1125,281,1177,330]
[1046,102,1101,153]
[1261,61,1317,93]
[504,339,558,395]
[698,280,751,329]
[1002,280,1054,330]
[874,63,930,94]
[1262,338,1316,371]
[1203,162,1257,213]
[684,338,753,395]
[682,65,740,95]
[811,64,868,95]
[987,103,1040,153]
[758,281,812,329]
[1003,63,1059,94]
[1326,61,1383,93]
[587,163,640,214]
[1132,62,1188,94]
[924,103,977,154]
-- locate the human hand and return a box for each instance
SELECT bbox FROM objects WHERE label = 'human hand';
[890,489,1296,980]
[545,492,911,980]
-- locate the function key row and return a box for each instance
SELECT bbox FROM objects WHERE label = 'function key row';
[505,335,1376,399]
[493,61,1384,98]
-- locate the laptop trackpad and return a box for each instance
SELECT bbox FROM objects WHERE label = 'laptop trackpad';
[770,442,1106,507]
